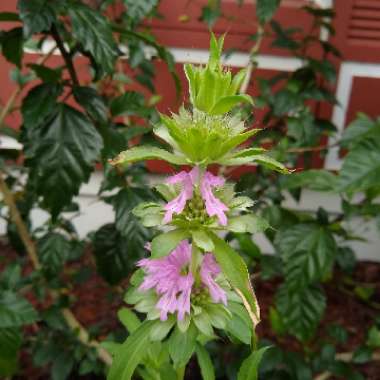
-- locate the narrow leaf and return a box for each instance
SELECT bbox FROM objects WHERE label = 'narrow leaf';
[195,343,215,380]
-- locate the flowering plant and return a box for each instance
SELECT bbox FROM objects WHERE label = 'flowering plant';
[107,35,290,380]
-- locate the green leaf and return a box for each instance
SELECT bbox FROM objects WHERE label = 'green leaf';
[118,308,141,333]
[28,63,61,83]
[73,86,108,124]
[276,284,326,342]
[256,0,281,24]
[275,224,336,290]
[0,12,20,22]
[38,232,70,275]
[68,3,118,74]
[93,223,142,285]
[219,149,290,173]
[18,0,57,37]
[210,95,253,115]
[110,91,145,117]
[367,326,380,348]
[25,103,103,217]
[341,114,380,148]
[51,352,74,380]
[110,187,154,240]
[123,0,158,23]
[21,83,62,128]
[107,320,155,380]
[227,214,269,234]
[281,170,338,192]
[169,323,198,368]
[209,233,260,329]
[112,146,188,166]
[0,27,23,67]
[0,328,21,377]
[192,229,214,251]
[0,291,38,328]
[338,137,380,194]
[195,343,215,380]
[150,318,175,341]
[237,347,269,380]
[226,312,252,345]
[151,229,189,258]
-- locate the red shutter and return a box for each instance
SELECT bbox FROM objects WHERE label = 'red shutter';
[334,0,380,62]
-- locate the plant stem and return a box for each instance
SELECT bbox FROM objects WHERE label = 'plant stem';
[176,366,186,380]
[240,24,264,94]
[51,24,80,86]
[0,172,112,366]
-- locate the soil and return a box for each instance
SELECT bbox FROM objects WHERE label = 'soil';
[2,241,380,380]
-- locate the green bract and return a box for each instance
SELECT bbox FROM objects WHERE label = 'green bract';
[184,34,253,115]
[110,34,290,172]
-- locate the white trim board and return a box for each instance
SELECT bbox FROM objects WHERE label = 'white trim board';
[325,61,380,170]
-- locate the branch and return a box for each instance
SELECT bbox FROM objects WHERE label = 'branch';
[0,172,112,366]
[314,350,380,380]
[51,24,80,86]
[240,24,264,94]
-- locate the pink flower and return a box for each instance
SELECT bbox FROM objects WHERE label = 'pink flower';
[163,167,199,223]
[200,253,227,305]
[137,240,194,321]
[163,167,228,226]
[200,172,229,226]
[137,241,227,321]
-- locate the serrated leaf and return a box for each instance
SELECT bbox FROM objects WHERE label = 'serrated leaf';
[25,103,102,217]
[237,347,269,380]
[341,114,380,148]
[111,146,188,166]
[37,232,70,275]
[21,83,62,128]
[256,0,281,24]
[110,91,145,117]
[281,170,338,192]
[107,320,155,380]
[0,291,38,328]
[68,3,118,74]
[338,137,380,194]
[73,86,108,124]
[93,223,143,285]
[275,223,336,290]
[18,0,57,37]
[276,284,326,342]
[151,229,189,258]
[0,27,23,67]
[123,0,158,23]
[0,327,21,377]
[195,343,215,380]
[227,214,269,234]
[28,63,61,83]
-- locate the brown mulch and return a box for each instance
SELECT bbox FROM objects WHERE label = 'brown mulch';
[1,240,380,379]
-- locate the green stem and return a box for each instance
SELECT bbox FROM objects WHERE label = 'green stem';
[176,366,186,380]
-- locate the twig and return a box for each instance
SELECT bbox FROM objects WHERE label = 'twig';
[51,24,80,86]
[314,350,380,380]
[0,172,112,366]
[240,24,264,94]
